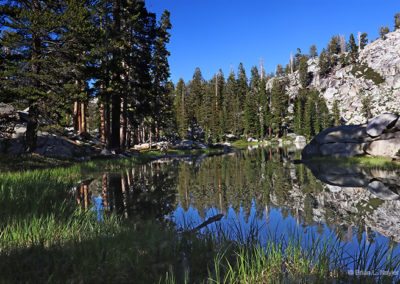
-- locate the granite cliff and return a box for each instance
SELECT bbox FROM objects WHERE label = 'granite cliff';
[267,29,400,125]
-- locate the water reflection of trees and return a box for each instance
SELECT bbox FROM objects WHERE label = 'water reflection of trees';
[80,162,178,221]
[76,148,399,243]
[174,148,395,243]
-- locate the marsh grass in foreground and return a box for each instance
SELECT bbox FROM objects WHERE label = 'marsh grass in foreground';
[2,210,399,283]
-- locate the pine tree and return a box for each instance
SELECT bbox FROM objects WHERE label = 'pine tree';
[332,100,341,126]
[395,13,400,30]
[202,79,214,140]
[294,99,303,134]
[361,96,373,120]
[150,10,172,140]
[379,25,390,39]
[303,96,314,136]
[318,49,330,77]
[302,90,330,136]
[236,63,248,135]
[0,0,64,152]
[298,55,310,88]
[327,36,341,56]
[258,78,267,138]
[309,45,318,59]
[359,33,368,49]
[294,48,302,71]
[174,79,188,138]
[224,70,238,135]
[189,67,204,134]
[59,0,100,135]
[275,64,284,76]
[244,66,260,137]
[215,70,226,140]
[294,90,307,134]
[270,78,288,137]
[317,95,330,131]
[348,33,358,63]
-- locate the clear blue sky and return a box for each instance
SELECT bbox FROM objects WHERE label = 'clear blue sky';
[145,0,400,83]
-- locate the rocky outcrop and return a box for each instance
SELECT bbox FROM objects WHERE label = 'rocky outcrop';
[0,103,29,139]
[302,113,400,158]
[266,29,400,125]
[0,134,97,158]
[366,113,399,137]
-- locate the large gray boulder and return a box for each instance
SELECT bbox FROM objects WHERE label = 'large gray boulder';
[0,103,15,117]
[365,138,400,158]
[174,139,193,150]
[7,138,25,154]
[302,113,400,159]
[394,118,400,131]
[366,113,399,137]
[12,123,27,139]
[319,142,366,158]
[315,125,372,144]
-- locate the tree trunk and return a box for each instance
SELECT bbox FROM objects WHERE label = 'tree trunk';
[111,95,121,149]
[155,121,159,141]
[104,94,111,148]
[25,105,38,153]
[80,101,86,133]
[120,95,127,150]
[149,127,152,149]
[126,129,131,148]
[142,123,145,144]
[73,100,79,131]
[78,102,83,133]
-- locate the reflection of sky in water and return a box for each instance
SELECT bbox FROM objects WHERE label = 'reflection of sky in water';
[172,201,400,271]
[92,197,104,222]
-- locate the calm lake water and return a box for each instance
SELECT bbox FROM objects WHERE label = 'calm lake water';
[75,147,400,267]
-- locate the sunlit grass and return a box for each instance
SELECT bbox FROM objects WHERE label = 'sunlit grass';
[307,156,400,170]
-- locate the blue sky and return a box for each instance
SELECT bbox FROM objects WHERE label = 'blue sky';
[146,0,400,83]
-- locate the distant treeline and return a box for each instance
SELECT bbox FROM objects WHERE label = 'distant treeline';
[173,65,334,141]
[173,13,400,141]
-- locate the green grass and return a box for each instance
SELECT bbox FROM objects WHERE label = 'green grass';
[231,139,266,149]
[306,156,400,170]
[0,154,74,172]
